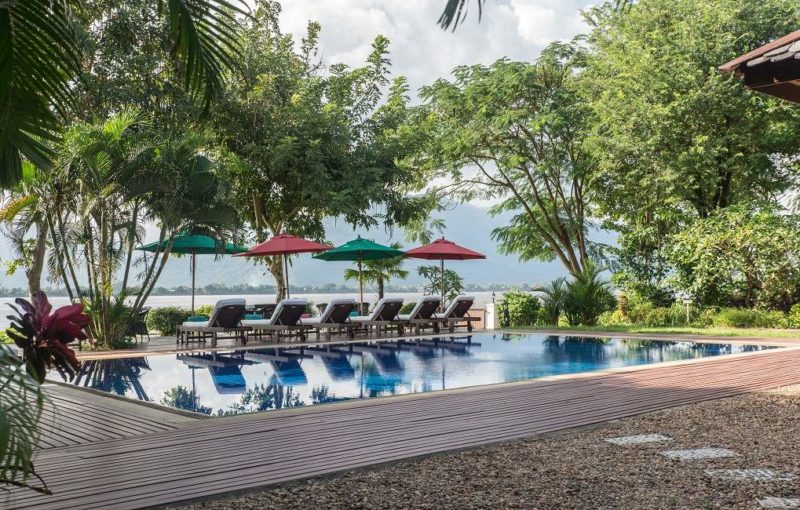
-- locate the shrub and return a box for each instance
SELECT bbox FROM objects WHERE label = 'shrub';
[194,304,214,317]
[535,277,567,325]
[598,310,628,327]
[0,330,11,344]
[563,262,616,326]
[712,308,787,328]
[146,306,191,335]
[399,302,415,315]
[500,290,540,327]
[788,304,800,328]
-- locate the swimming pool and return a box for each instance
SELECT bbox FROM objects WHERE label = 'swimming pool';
[55,333,775,416]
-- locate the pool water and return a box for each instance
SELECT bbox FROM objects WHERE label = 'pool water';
[55,333,775,416]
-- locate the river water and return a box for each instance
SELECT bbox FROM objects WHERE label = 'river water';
[0,291,503,329]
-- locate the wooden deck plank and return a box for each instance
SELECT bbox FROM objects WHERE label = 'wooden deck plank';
[3,348,800,509]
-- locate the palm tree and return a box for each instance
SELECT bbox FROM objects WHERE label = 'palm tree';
[0,0,248,188]
[344,243,409,299]
[535,277,567,326]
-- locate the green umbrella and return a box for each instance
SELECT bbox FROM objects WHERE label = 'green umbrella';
[313,236,405,309]
[138,234,248,313]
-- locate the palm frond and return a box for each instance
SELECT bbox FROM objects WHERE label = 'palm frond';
[162,0,249,109]
[0,0,81,188]
[438,0,483,31]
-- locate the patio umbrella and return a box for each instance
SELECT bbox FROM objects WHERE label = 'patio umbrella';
[235,233,331,299]
[313,236,405,308]
[138,234,248,313]
[405,237,486,308]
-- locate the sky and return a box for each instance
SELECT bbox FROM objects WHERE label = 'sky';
[277,0,593,99]
[0,0,600,290]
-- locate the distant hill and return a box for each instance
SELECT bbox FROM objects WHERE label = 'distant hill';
[0,204,615,290]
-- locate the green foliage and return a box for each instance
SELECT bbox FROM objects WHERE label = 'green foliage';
[0,0,248,188]
[712,308,784,329]
[584,0,800,298]
[0,350,49,494]
[0,330,11,344]
[562,262,616,326]
[146,307,191,336]
[344,243,408,299]
[409,44,596,276]
[213,4,428,296]
[194,304,214,317]
[536,277,567,326]
[667,206,800,309]
[500,290,541,327]
[399,302,416,315]
[788,304,800,328]
[598,310,628,327]
[417,265,464,302]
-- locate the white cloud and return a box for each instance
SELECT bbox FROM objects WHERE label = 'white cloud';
[276,0,594,100]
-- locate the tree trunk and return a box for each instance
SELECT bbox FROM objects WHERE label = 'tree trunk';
[26,219,48,299]
[377,276,385,300]
[267,256,286,301]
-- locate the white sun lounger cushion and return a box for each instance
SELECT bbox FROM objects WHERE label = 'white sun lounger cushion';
[397,295,441,321]
[433,295,476,319]
[241,298,308,327]
[303,298,356,325]
[181,298,246,329]
[349,297,404,323]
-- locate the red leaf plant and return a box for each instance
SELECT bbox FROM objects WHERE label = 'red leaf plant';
[5,291,89,383]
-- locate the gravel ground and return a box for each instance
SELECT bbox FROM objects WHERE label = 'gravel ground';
[175,385,800,510]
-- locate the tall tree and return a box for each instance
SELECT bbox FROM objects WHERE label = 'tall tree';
[582,0,800,297]
[409,44,596,276]
[214,1,428,297]
[0,0,248,188]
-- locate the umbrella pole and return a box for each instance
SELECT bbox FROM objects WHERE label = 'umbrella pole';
[191,251,196,314]
[440,258,445,312]
[358,257,364,315]
[283,254,290,299]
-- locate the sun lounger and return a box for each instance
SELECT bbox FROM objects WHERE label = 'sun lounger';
[177,298,247,346]
[349,297,405,336]
[432,295,479,332]
[302,298,357,340]
[397,295,442,334]
[241,298,312,341]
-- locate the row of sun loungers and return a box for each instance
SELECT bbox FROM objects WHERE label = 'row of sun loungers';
[176,295,480,345]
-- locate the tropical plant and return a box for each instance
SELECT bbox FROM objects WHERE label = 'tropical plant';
[5,290,88,383]
[409,44,598,277]
[666,206,800,309]
[438,0,484,30]
[500,290,540,327]
[417,266,464,302]
[146,307,192,336]
[0,0,248,188]
[344,244,409,299]
[562,262,616,326]
[583,0,800,297]
[44,113,239,346]
[535,277,567,326]
[0,349,49,494]
[214,2,428,298]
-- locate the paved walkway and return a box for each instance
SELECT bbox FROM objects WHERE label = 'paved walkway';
[5,346,800,510]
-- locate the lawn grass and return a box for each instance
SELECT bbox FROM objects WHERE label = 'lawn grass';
[510,325,800,338]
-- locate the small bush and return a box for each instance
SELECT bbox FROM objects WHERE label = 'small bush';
[712,308,787,328]
[195,304,214,317]
[399,302,415,315]
[500,290,540,327]
[788,304,800,328]
[146,306,191,335]
[598,310,628,327]
[691,307,717,328]
[0,330,12,344]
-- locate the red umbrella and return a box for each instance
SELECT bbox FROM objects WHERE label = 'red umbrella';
[236,233,331,298]
[405,237,486,307]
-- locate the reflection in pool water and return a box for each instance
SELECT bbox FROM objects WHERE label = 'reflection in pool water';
[56,334,775,416]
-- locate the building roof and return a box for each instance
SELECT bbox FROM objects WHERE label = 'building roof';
[719,30,800,104]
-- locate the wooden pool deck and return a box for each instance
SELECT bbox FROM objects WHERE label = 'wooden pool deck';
[4,345,800,510]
